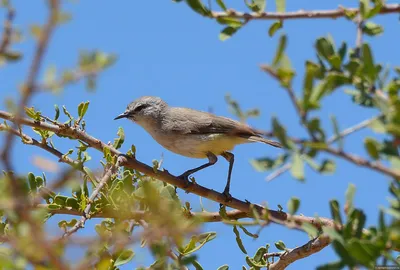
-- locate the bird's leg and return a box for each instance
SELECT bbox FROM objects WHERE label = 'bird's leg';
[221,152,234,201]
[178,152,218,187]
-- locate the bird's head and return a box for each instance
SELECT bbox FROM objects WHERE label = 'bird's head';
[114,96,167,123]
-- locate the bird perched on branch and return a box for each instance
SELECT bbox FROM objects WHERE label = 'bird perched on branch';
[115,96,281,199]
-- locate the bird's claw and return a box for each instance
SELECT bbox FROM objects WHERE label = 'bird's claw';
[222,189,233,202]
[177,174,192,188]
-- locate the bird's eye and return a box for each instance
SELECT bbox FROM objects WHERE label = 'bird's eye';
[133,104,147,113]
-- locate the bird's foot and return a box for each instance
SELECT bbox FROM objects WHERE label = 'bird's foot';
[177,173,192,189]
[222,188,233,202]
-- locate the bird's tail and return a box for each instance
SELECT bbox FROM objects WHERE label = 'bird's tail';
[247,136,282,148]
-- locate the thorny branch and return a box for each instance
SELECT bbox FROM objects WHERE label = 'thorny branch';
[210,4,400,21]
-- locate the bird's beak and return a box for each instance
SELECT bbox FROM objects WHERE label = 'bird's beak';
[114,112,128,120]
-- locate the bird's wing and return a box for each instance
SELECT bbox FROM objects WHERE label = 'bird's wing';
[163,107,257,136]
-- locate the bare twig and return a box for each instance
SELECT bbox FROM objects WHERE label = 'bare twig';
[0,123,82,169]
[326,113,384,144]
[0,4,15,55]
[210,4,400,21]
[266,163,291,182]
[268,236,331,270]
[355,15,364,58]
[63,159,119,238]
[323,147,400,179]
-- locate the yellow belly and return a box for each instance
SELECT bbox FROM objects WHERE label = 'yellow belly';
[157,133,249,158]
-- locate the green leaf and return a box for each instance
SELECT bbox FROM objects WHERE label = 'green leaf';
[274,240,286,251]
[287,197,300,214]
[233,225,247,254]
[347,239,376,267]
[217,17,242,27]
[56,11,72,24]
[1,51,22,61]
[275,0,285,12]
[44,65,56,87]
[54,195,68,206]
[290,152,304,181]
[368,118,385,134]
[54,105,60,121]
[362,43,377,83]
[254,0,266,12]
[345,183,356,213]
[253,246,267,262]
[245,256,266,268]
[244,0,266,12]
[24,107,41,121]
[28,172,37,192]
[338,42,347,61]
[368,1,383,19]
[322,227,344,244]
[78,101,90,119]
[272,34,287,66]
[359,0,370,19]
[186,0,211,16]
[179,232,216,255]
[330,200,342,225]
[301,223,319,238]
[216,0,227,10]
[330,115,343,150]
[217,265,229,270]
[310,72,351,102]
[316,260,345,270]
[66,198,79,209]
[30,24,42,40]
[238,225,258,239]
[364,137,380,160]
[272,117,293,149]
[316,37,335,62]
[219,26,241,41]
[192,260,204,270]
[268,21,283,37]
[250,154,287,172]
[363,22,383,36]
[62,105,73,124]
[113,127,125,149]
[114,250,135,266]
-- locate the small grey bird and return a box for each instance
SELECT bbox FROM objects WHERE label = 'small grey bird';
[114,96,281,198]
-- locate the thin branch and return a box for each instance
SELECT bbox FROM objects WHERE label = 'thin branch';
[0,4,15,55]
[0,110,336,233]
[210,4,400,21]
[63,159,119,238]
[323,146,400,179]
[266,163,291,182]
[0,123,82,169]
[355,15,364,58]
[326,113,383,144]
[268,236,331,270]
[39,204,334,230]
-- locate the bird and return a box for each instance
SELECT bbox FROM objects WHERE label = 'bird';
[114,96,281,199]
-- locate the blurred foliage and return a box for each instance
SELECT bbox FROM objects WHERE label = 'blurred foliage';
[0,0,399,269]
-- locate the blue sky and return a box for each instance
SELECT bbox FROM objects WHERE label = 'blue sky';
[1,0,399,269]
